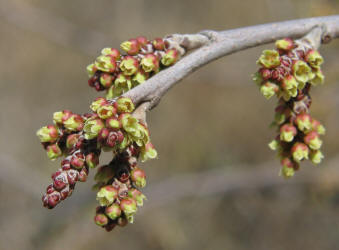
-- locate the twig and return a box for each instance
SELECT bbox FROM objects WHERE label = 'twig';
[122,15,339,109]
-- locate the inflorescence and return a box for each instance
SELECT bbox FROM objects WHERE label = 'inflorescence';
[37,36,179,231]
[253,37,325,178]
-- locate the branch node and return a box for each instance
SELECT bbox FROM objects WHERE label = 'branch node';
[199,30,221,43]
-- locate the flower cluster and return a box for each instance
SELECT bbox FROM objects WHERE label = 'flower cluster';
[253,38,326,178]
[86,36,179,98]
[37,97,157,230]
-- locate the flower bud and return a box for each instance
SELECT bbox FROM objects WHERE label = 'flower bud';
[275,38,294,51]
[131,167,146,188]
[37,125,59,143]
[97,104,116,119]
[252,72,263,86]
[311,119,326,135]
[304,131,322,150]
[260,81,279,99]
[116,97,135,113]
[106,117,120,129]
[140,142,157,162]
[268,139,280,151]
[78,167,89,182]
[53,171,68,190]
[280,158,296,178]
[98,127,110,142]
[257,50,280,68]
[310,69,324,86]
[291,142,309,162]
[84,118,105,140]
[259,68,272,80]
[105,203,122,220]
[71,152,85,169]
[117,217,128,227]
[114,73,132,96]
[46,143,62,161]
[94,213,109,227]
[295,113,312,132]
[280,124,297,142]
[86,153,99,169]
[90,97,108,112]
[86,63,97,77]
[161,49,179,66]
[66,169,78,185]
[100,73,115,88]
[43,191,61,209]
[305,50,323,68]
[292,60,315,85]
[310,150,324,164]
[128,188,147,207]
[119,56,139,76]
[94,55,116,73]
[136,36,148,47]
[101,48,120,60]
[97,185,119,206]
[66,134,80,149]
[53,111,64,125]
[152,38,165,50]
[64,114,84,132]
[120,197,137,216]
[141,54,159,72]
[120,39,140,55]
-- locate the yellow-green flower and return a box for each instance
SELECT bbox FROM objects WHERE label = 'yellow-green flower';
[257,50,280,68]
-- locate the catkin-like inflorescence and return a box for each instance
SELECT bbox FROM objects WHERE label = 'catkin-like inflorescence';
[37,35,178,230]
[253,37,326,178]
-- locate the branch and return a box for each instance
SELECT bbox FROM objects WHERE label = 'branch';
[122,15,339,109]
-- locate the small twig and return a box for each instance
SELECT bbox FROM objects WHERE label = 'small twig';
[123,15,339,109]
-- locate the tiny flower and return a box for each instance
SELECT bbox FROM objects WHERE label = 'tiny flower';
[116,97,135,113]
[106,85,115,99]
[304,131,322,150]
[259,68,272,80]
[132,70,148,86]
[275,38,294,51]
[36,125,59,143]
[105,203,122,220]
[131,167,146,188]
[311,119,326,135]
[101,48,121,60]
[94,55,117,73]
[120,114,140,136]
[291,142,309,162]
[97,104,116,119]
[140,142,157,162]
[94,213,109,227]
[257,50,280,68]
[78,167,89,182]
[268,139,279,151]
[119,56,139,76]
[114,74,132,96]
[46,143,62,161]
[152,38,165,50]
[98,127,110,142]
[106,117,120,129]
[128,188,147,207]
[120,197,137,216]
[280,124,297,142]
[70,152,85,169]
[64,114,84,132]
[252,72,263,86]
[310,69,325,86]
[120,39,140,55]
[136,36,148,47]
[53,111,64,125]
[260,81,279,99]
[274,105,290,125]
[280,158,296,179]
[100,73,115,88]
[161,49,179,66]
[281,75,298,100]
[90,98,108,113]
[97,185,119,206]
[86,63,96,77]
[141,54,159,72]
[85,153,99,169]
[66,134,80,149]
[310,150,324,164]
[292,60,315,85]
[84,118,105,140]
[295,113,312,132]
[305,50,324,68]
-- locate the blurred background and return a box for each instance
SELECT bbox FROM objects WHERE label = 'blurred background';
[1,0,339,249]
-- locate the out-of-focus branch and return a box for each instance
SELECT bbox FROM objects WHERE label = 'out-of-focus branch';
[123,15,339,109]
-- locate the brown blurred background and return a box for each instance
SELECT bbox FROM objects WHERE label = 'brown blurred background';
[1,0,339,249]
